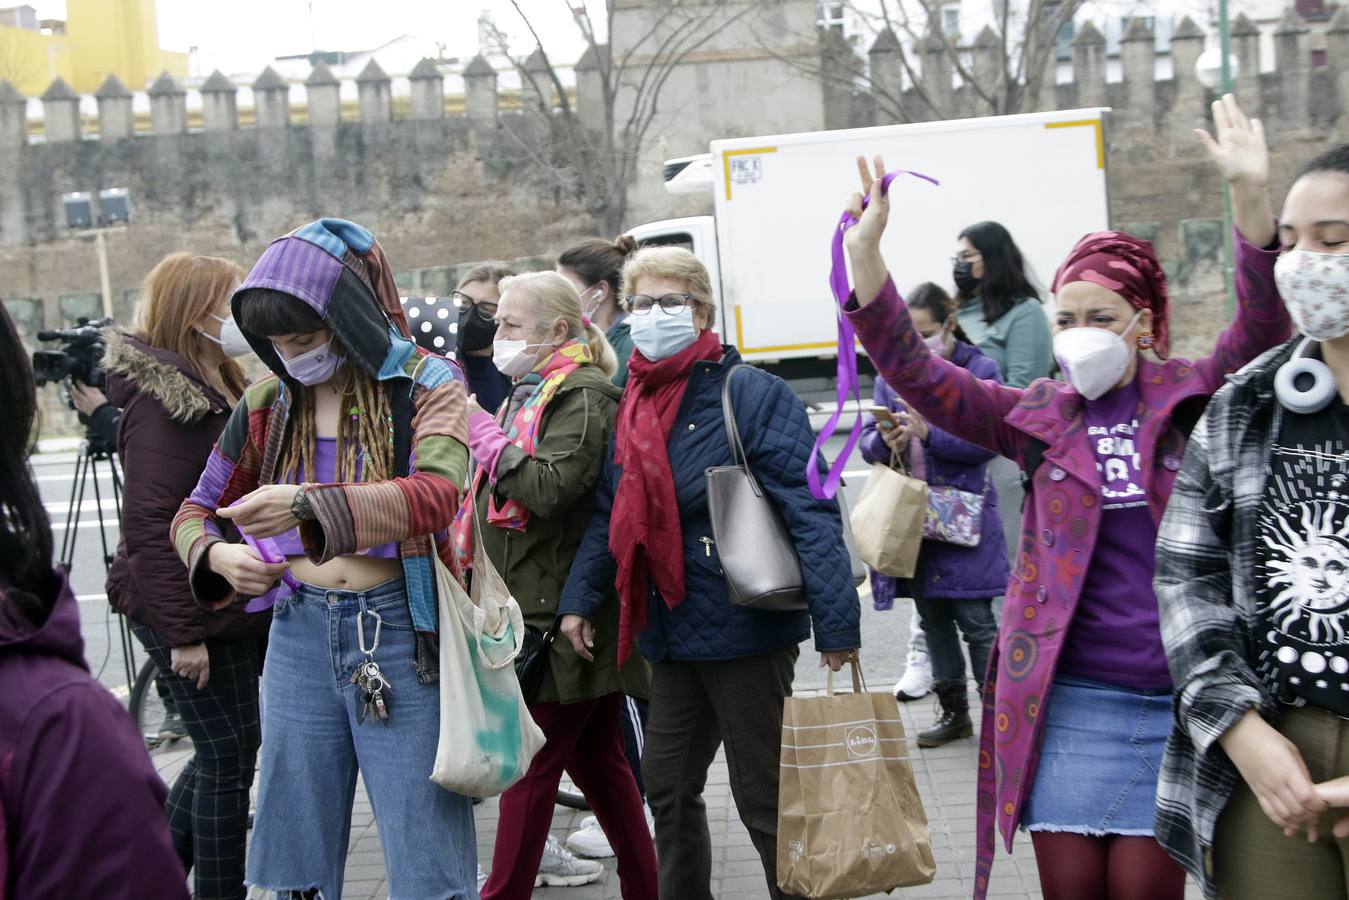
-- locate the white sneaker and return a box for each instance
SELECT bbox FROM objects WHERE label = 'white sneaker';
[565,817,614,859]
[893,650,933,701]
[535,834,605,887]
[564,808,656,859]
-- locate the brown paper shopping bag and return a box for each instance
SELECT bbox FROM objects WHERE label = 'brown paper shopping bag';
[849,456,927,578]
[777,662,936,898]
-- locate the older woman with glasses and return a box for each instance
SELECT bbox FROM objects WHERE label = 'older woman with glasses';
[559,246,861,899]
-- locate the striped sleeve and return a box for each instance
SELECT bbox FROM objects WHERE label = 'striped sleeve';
[171,389,267,605]
[299,363,469,563]
[1154,401,1265,757]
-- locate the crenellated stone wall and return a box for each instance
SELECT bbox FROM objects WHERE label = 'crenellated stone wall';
[5,4,1349,432]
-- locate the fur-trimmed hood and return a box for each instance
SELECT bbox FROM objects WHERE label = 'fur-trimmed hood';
[103,330,225,424]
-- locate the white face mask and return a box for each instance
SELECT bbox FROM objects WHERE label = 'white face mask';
[581,285,605,320]
[199,313,253,359]
[923,332,950,357]
[493,339,548,378]
[1275,250,1349,340]
[629,305,698,361]
[1052,310,1143,401]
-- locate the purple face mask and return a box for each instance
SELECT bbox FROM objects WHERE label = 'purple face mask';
[276,338,341,386]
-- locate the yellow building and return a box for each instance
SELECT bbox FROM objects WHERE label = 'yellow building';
[0,0,187,97]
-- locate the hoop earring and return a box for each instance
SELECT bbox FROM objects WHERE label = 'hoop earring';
[1136,330,1155,351]
[1275,337,1338,415]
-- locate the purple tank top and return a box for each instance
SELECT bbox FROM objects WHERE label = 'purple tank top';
[273,437,399,560]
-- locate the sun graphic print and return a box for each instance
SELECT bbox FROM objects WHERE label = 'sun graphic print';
[1256,437,1349,711]
[1261,501,1349,642]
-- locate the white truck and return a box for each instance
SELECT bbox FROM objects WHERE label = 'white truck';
[628,109,1111,373]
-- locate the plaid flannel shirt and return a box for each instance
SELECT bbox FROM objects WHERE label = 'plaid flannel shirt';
[1153,337,1298,898]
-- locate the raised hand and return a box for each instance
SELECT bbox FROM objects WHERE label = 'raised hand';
[1196,94,1275,247]
[844,154,890,252]
[843,155,892,307]
[1196,93,1268,189]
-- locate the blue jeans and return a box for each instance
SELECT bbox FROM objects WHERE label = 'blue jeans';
[247,578,478,899]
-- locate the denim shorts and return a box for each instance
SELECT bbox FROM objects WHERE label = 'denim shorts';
[1022,676,1173,836]
[247,578,478,899]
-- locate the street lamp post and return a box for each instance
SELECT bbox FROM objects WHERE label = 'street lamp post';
[1220,0,1236,311]
[1196,0,1238,310]
[61,189,131,320]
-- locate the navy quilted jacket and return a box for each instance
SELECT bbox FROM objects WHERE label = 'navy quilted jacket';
[559,348,862,662]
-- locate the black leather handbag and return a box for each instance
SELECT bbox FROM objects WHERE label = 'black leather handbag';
[704,365,809,612]
[514,625,555,702]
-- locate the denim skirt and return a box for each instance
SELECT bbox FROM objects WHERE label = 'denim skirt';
[1022,676,1173,836]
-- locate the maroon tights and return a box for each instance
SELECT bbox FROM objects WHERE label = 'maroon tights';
[1030,832,1186,900]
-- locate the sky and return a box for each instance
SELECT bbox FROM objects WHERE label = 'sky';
[26,1,598,74]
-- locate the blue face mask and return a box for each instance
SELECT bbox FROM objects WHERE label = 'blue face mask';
[275,338,341,386]
[629,305,698,361]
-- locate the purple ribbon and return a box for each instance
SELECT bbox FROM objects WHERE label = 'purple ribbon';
[240,531,302,613]
[807,168,939,500]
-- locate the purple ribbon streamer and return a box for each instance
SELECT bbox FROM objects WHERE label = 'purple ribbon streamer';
[240,530,302,613]
[807,168,939,500]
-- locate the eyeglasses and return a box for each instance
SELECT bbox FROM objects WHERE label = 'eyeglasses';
[623,293,695,316]
[451,290,497,321]
[950,251,982,266]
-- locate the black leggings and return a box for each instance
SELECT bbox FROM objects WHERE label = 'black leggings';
[132,622,261,900]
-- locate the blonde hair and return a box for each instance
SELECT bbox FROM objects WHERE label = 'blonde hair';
[498,271,618,378]
[620,246,717,327]
[135,252,247,401]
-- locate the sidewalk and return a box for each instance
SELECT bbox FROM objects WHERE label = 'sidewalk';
[147,596,1203,898]
[150,685,1042,899]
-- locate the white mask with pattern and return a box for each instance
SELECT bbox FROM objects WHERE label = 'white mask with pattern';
[1275,250,1349,341]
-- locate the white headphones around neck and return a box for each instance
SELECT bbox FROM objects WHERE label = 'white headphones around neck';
[1275,337,1339,414]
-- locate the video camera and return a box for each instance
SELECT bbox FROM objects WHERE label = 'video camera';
[32,316,112,391]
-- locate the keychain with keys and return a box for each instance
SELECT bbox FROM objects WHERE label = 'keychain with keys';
[351,609,393,726]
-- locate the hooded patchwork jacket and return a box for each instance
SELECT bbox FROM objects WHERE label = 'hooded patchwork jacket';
[171,220,469,682]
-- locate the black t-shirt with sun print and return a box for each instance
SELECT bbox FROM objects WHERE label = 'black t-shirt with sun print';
[1255,399,1349,717]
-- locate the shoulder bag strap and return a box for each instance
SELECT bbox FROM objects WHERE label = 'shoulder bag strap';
[720,364,766,498]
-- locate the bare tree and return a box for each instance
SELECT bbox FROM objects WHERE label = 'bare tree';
[780,0,1085,122]
[489,0,758,234]
[898,0,1084,116]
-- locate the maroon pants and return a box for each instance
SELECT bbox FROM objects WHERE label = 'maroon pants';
[481,693,658,899]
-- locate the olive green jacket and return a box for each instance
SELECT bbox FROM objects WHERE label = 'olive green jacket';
[473,365,650,704]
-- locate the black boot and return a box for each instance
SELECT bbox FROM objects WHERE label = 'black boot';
[917,680,973,748]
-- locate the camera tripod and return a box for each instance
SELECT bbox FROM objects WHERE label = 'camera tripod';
[55,434,138,693]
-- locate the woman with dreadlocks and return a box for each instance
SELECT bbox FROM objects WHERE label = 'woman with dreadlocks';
[172,219,476,899]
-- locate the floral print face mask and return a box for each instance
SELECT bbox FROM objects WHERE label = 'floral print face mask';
[1276,250,1349,341]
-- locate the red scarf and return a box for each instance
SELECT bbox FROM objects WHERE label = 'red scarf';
[609,330,724,665]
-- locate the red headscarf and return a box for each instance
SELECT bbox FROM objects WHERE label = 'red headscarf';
[608,330,724,666]
[1053,231,1170,357]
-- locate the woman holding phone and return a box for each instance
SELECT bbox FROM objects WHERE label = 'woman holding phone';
[859,282,1008,747]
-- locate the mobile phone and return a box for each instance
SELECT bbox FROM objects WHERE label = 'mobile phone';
[870,406,900,429]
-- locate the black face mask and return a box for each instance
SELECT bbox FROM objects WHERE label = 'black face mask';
[953,260,982,297]
[457,303,498,353]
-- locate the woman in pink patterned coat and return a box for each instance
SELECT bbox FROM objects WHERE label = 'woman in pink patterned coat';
[840,97,1289,899]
